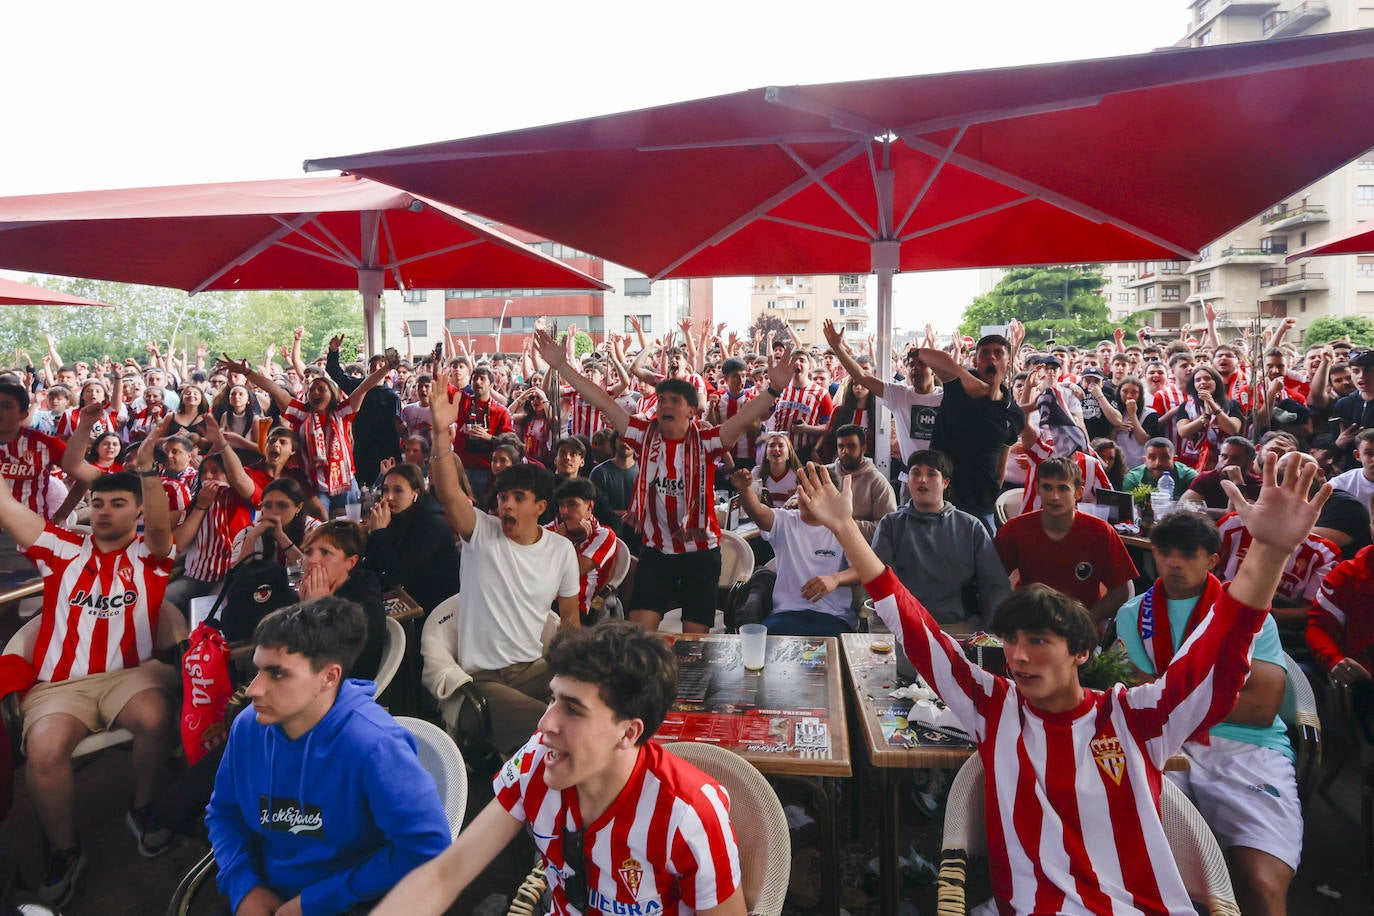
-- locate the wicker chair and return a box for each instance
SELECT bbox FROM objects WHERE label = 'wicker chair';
[937,755,1240,915]
[166,716,467,916]
[662,741,790,915]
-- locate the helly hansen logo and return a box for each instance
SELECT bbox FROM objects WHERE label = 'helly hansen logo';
[259,796,324,836]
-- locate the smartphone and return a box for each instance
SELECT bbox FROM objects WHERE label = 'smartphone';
[385,347,400,370]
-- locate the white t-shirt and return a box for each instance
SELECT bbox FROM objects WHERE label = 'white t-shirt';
[458,512,579,673]
[1330,467,1374,508]
[761,508,854,624]
[881,385,943,465]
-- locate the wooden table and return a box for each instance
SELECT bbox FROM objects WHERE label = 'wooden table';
[654,633,850,912]
[841,633,973,916]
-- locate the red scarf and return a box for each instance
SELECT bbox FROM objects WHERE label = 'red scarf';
[1137,572,1223,672]
[629,419,708,544]
[304,409,349,495]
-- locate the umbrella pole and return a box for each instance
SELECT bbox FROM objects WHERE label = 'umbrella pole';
[359,269,384,356]
[872,242,899,481]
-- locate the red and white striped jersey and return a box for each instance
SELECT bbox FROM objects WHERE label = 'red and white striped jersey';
[1215,512,1340,605]
[545,517,617,617]
[495,734,741,916]
[868,566,1267,916]
[284,399,358,496]
[717,388,757,459]
[1018,437,1113,516]
[562,385,609,439]
[1308,545,1374,675]
[182,487,259,583]
[24,524,175,683]
[57,406,124,440]
[624,416,726,555]
[0,430,67,520]
[1150,385,1186,417]
[762,381,832,439]
[124,405,170,442]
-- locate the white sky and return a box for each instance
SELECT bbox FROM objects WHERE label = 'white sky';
[2,0,1188,332]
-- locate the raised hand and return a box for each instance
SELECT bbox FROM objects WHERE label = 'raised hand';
[1113,327,1126,344]
[728,467,753,492]
[216,355,254,377]
[1204,301,1218,324]
[369,498,392,531]
[293,326,305,341]
[532,329,568,369]
[328,334,345,352]
[400,320,411,337]
[429,381,462,431]
[795,462,853,532]
[1220,451,1330,557]
[821,318,844,351]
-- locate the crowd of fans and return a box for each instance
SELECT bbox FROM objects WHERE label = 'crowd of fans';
[0,299,1371,914]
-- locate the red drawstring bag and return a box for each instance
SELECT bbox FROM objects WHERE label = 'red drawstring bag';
[180,622,234,765]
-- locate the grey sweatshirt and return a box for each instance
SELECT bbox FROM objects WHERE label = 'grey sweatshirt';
[870,501,1011,627]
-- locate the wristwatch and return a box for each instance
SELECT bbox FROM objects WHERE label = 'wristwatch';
[766,385,782,398]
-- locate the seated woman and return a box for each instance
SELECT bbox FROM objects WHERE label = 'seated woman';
[167,382,210,441]
[231,477,320,570]
[364,462,460,613]
[298,520,387,681]
[1175,365,1244,470]
[754,431,801,505]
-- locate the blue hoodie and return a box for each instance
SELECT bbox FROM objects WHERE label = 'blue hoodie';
[207,679,450,915]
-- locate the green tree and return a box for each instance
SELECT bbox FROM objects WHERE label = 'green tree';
[560,330,594,358]
[957,264,1138,347]
[1304,315,1374,347]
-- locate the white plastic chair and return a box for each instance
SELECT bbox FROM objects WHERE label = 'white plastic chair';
[2,616,133,758]
[419,594,489,738]
[1279,651,1321,800]
[608,537,632,588]
[663,742,790,916]
[994,487,1024,526]
[371,616,406,697]
[937,754,1239,915]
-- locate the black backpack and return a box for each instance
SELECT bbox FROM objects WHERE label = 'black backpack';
[208,553,296,643]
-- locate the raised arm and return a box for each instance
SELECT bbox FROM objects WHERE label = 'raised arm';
[719,355,790,448]
[132,418,174,559]
[1307,349,1334,411]
[289,327,308,379]
[59,400,111,486]
[534,330,630,435]
[429,385,478,541]
[821,319,885,396]
[344,362,392,413]
[218,356,291,412]
[201,414,257,501]
[729,467,774,531]
[916,347,991,397]
[0,470,47,549]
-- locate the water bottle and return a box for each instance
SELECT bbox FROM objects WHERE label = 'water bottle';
[1158,473,1175,500]
[1152,473,1175,521]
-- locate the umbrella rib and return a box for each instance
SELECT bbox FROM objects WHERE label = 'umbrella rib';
[297,216,364,268]
[764,86,887,137]
[652,140,868,279]
[636,131,855,152]
[758,215,872,244]
[894,125,968,237]
[778,142,877,240]
[388,238,485,270]
[897,196,1034,242]
[377,214,406,289]
[903,134,1197,259]
[189,213,316,294]
[270,240,362,268]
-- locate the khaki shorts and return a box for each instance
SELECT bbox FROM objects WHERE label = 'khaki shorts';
[20,661,178,747]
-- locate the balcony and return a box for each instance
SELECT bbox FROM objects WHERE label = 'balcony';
[1263,1,1330,39]
[1260,236,1288,255]
[838,283,864,294]
[1187,288,1225,304]
[1217,245,1281,265]
[1260,266,1328,294]
[1260,203,1329,230]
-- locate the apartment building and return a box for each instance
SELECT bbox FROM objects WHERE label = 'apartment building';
[749,273,869,348]
[1109,0,1374,341]
[382,226,707,356]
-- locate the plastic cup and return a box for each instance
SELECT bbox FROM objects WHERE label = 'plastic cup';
[343,502,362,522]
[740,624,768,670]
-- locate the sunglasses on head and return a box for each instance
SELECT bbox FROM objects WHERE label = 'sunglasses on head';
[562,827,588,909]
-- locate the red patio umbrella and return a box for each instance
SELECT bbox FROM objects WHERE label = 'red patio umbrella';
[307,29,1374,369]
[0,175,609,352]
[1286,220,1374,262]
[0,277,113,307]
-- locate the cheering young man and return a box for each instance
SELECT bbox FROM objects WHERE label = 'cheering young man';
[794,454,1328,916]
[535,329,791,634]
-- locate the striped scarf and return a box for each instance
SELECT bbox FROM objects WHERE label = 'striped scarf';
[629,419,708,544]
